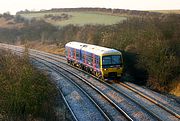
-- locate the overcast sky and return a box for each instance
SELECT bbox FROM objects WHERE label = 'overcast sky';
[1,0,180,14]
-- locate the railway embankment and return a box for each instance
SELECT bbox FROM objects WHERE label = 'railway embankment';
[0,49,72,121]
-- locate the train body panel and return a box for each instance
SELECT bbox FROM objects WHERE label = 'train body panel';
[65,41,123,79]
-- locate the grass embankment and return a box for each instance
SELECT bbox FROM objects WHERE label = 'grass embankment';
[0,49,70,120]
[23,41,65,55]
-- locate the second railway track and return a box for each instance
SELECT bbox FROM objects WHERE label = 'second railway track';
[14,48,135,121]
[11,47,162,120]
[25,46,180,120]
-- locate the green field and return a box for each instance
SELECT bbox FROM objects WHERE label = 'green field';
[20,12,127,26]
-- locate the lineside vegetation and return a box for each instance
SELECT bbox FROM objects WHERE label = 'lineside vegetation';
[0,49,68,121]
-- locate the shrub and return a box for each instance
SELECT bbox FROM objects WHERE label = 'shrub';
[0,50,58,120]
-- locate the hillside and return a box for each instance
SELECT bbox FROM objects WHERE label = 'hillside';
[19,11,127,26]
[18,8,172,27]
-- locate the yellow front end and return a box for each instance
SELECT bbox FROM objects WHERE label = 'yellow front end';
[100,53,123,79]
[101,67,123,78]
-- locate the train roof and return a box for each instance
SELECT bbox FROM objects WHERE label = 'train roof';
[65,41,121,55]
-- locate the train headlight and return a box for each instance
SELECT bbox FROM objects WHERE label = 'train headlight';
[103,68,107,71]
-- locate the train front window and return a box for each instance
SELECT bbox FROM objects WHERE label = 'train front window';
[102,56,111,65]
[112,55,120,65]
[102,55,121,67]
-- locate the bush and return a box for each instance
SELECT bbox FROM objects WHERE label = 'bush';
[0,50,58,120]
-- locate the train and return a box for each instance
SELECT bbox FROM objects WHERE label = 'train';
[65,42,123,80]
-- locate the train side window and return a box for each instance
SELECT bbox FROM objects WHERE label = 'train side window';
[76,51,80,60]
[96,60,99,68]
[90,58,93,66]
[70,49,73,58]
[90,54,93,66]
[81,51,83,61]
[84,53,86,63]
[96,56,100,68]
[87,55,90,65]
[82,52,86,63]
[86,53,92,66]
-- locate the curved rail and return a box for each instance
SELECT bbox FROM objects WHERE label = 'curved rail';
[10,48,132,121]
[5,47,110,121]
[31,52,134,121]
[33,57,111,121]
[119,82,180,119]
[31,48,179,120]
[1,44,179,120]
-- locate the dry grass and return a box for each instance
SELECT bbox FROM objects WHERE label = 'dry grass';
[170,79,180,97]
[0,17,24,29]
[149,10,180,14]
[19,41,65,55]
[146,77,180,97]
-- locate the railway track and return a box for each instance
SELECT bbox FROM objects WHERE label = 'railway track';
[33,56,133,121]
[9,47,160,120]
[14,48,135,121]
[123,82,180,115]
[0,44,180,121]
[1,45,109,121]
[1,44,135,120]
[23,46,180,119]
[29,47,180,121]
[36,47,180,120]
[32,57,111,121]
[115,82,180,118]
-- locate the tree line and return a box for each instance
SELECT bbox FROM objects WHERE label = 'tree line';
[16,7,162,17]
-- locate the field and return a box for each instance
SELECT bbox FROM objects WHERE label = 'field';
[19,12,127,26]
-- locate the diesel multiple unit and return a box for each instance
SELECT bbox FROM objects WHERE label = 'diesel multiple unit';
[65,42,123,79]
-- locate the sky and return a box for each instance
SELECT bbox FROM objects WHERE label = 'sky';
[0,0,180,15]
